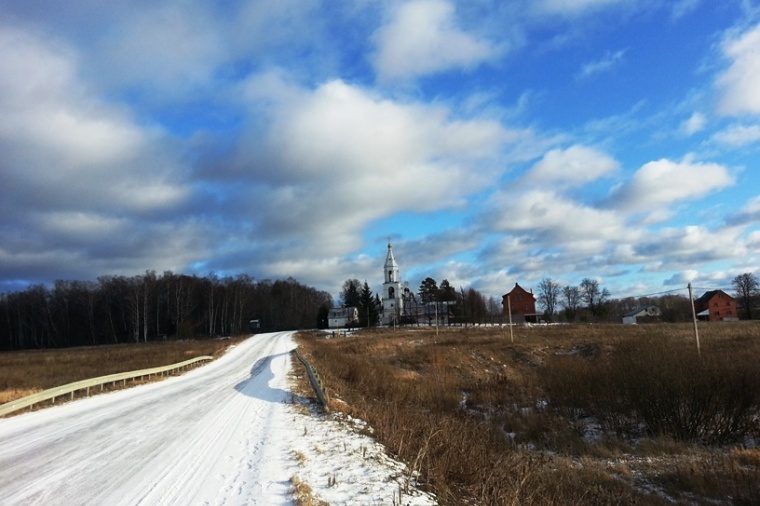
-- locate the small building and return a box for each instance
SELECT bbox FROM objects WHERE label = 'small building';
[328,307,359,328]
[502,283,541,323]
[622,304,661,325]
[694,290,738,321]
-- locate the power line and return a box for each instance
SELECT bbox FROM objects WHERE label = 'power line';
[630,287,687,298]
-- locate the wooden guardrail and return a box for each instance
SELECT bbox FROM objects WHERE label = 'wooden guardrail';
[294,349,329,410]
[0,355,214,417]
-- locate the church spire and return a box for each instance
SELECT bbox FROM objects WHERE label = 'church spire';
[385,242,398,270]
[382,241,402,325]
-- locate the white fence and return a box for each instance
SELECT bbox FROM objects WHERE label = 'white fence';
[0,355,213,417]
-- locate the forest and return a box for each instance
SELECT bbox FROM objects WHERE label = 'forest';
[0,271,333,351]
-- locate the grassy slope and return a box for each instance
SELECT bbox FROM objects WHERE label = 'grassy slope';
[297,323,760,505]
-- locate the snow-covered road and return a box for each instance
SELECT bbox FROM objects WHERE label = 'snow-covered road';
[0,332,303,505]
[0,331,437,506]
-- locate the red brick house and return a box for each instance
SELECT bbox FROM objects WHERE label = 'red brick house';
[502,283,541,323]
[694,290,738,321]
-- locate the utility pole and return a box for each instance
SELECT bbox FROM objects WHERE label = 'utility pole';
[688,283,701,358]
[507,295,514,343]
[434,301,439,337]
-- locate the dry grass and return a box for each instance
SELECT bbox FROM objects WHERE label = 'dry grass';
[296,322,760,505]
[290,476,329,506]
[0,337,245,411]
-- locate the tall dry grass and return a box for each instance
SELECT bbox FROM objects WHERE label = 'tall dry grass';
[0,337,243,406]
[297,322,760,505]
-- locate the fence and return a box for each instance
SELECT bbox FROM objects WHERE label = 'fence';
[0,355,213,417]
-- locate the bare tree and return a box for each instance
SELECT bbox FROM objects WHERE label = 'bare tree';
[537,278,561,321]
[732,272,759,320]
[561,286,580,321]
[580,278,610,319]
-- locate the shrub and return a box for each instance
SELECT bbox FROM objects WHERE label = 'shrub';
[543,336,760,444]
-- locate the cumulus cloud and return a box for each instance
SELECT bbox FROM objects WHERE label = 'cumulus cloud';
[489,189,626,244]
[371,0,497,81]
[225,76,511,256]
[680,112,707,136]
[521,144,619,187]
[0,24,199,284]
[717,22,760,116]
[732,195,760,224]
[635,225,747,266]
[712,124,760,146]
[663,270,699,285]
[607,158,735,216]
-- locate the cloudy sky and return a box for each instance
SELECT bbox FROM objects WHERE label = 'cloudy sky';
[1,0,759,301]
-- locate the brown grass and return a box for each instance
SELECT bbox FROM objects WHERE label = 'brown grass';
[290,476,329,506]
[296,322,760,505]
[0,337,245,411]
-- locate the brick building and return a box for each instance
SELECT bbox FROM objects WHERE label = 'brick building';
[502,283,541,323]
[694,290,738,321]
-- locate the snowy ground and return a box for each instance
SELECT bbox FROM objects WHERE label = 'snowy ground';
[0,331,437,505]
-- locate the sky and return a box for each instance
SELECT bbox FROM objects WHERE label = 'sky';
[1,0,759,303]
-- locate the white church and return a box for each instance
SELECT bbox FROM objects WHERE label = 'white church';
[381,242,404,326]
[328,242,446,328]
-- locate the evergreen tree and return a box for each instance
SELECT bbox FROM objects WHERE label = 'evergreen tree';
[418,277,439,303]
[358,281,380,327]
[339,278,361,308]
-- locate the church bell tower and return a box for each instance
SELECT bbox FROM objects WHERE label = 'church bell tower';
[382,242,403,325]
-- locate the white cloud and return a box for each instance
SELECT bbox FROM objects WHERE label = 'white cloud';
[371,0,497,81]
[0,25,189,213]
[490,189,625,243]
[680,112,707,136]
[609,158,735,215]
[522,144,619,187]
[717,22,760,116]
[636,225,747,265]
[537,0,628,16]
[0,24,200,285]
[663,270,699,285]
[671,0,703,19]
[712,124,760,146]
[576,49,627,79]
[237,77,510,254]
[734,195,760,223]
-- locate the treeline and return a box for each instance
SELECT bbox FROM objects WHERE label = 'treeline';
[0,272,333,351]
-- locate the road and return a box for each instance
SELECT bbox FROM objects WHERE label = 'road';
[0,331,299,505]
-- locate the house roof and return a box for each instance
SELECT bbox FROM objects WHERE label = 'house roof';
[502,282,535,300]
[624,304,659,317]
[695,289,734,304]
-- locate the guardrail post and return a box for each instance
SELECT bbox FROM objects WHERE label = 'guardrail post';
[294,349,329,410]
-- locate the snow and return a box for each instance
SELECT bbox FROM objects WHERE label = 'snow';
[0,331,437,506]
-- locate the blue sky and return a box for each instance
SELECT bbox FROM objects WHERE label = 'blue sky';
[1,0,759,302]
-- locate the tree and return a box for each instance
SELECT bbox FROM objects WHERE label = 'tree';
[579,278,610,319]
[537,278,561,321]
[732,272,759,320]
[340,279,362,308]
[418,277,439,303]
[358,281,380,327]
[561,286,580,322]
[439,279,457,302]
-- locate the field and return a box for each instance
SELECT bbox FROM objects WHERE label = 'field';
[0,338,244,408]
[296,322,760,505]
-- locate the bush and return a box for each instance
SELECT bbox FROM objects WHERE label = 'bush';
[543,337,760,444]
